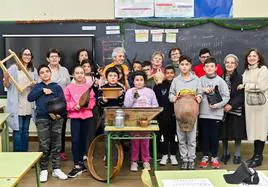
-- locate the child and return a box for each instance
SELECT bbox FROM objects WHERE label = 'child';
[197,57,230,169]
[142,61,155,89]
[151,51,165,85]
[128,60,142,88]
[169,56,201,170]
[154,65,178,166]
[98,67,125,107]
[124,71,159,171]
[27,64,68,182]
[64,66,96,178]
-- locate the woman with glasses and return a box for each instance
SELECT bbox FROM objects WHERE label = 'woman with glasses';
[3,48,38,152]
[168,47,181,75]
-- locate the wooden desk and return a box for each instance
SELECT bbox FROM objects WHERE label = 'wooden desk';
[0,152,43,187]
[0,113,10,152]
[105,125,159,187]
[0,178,17,187]
[155,170,236,187]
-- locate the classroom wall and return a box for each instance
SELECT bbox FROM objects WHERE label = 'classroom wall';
[1,0,268,21]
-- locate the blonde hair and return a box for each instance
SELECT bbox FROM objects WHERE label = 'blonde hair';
[151,51,164,60]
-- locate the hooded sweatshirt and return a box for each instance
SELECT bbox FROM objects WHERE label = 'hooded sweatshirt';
[169,72,200,103]
[197,75,230,120]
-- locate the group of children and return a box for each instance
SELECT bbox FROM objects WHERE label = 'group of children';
[5,46,234,183]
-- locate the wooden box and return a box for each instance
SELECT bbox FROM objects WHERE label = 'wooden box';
[104,107,163,127]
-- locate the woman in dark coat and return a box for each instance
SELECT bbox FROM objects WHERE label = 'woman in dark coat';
[220,54,247,165]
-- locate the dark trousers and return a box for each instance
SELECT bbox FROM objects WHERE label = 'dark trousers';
[159,116,177,155]
[13,115,31,152]
[36,118,63,170]
[60,116,68,153]
[71,118,95,165]
[199,118,220,157]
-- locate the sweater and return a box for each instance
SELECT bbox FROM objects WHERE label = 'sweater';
[64,83,96,119]
[27,82,66,119]
[193,63,223,78]
[169,72,200,103]
[124,87,159,108]
[98,83,125,107]
[197,75,230,120]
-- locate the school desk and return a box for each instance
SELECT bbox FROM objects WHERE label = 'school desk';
[105,125,159,187]
[0,152,43,187]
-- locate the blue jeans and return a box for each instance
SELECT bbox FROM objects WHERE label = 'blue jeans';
[13,115,31,152]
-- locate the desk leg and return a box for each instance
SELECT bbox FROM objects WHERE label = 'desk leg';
[35,162,40,187]
[3,121,9,152]
[153,132,157,171]
[107,133,111,187]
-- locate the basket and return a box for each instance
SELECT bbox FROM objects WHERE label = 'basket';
[100,87,122,99]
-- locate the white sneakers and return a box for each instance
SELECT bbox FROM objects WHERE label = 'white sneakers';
[40,169,67,182]
[143,162,151,170]
[160,155,169,165]
[52,169,68,180]
[170,155,179,165]
[160,155,178,166]
[130,161,151,171]
[130,161,138,172]
[40,170,48,183]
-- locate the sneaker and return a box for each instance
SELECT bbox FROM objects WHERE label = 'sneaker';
[59,152,68,161]
[67,167,82,178]
[83,155,88,161]
[199,156,209,168]
[159,155,168,166]
[143,162,151,171]
[52,169,68,180]
[211,157,220,169]
[181,161,188,170]
[40,170,48,183]
[130,161,138,172]
[170,155,178,166]
[188,161,195,170]
[80,163,88,172]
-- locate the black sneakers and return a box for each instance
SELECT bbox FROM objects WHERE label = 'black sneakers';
[68,167,82,178]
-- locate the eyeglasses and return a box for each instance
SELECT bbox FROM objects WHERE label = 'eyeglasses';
[143,68,150,71]
[171,53,180,56]
[23,53,31,57]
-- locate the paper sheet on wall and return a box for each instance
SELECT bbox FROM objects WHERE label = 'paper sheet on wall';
[155,0,194,17]
[151,29,164,42]
[166,33,177,43]
[162,178,214,187]
[239,171,268,187]
[135,30,149,42]
[115,0,154,18]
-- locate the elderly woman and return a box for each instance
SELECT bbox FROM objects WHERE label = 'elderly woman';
[239,48,268,167]
[103,47,129,78]
[47,49,70,161]
[220,54,246,165]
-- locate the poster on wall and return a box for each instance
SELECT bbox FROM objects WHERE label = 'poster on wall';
[155,0,194,17]
[115,0,154,18]
[194,0,233,18]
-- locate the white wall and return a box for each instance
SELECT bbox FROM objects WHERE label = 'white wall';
[1,0,268,21]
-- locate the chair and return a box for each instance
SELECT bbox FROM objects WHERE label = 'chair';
[141,169,153,187]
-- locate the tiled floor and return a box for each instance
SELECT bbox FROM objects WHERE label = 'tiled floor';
[14,141,268,187]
